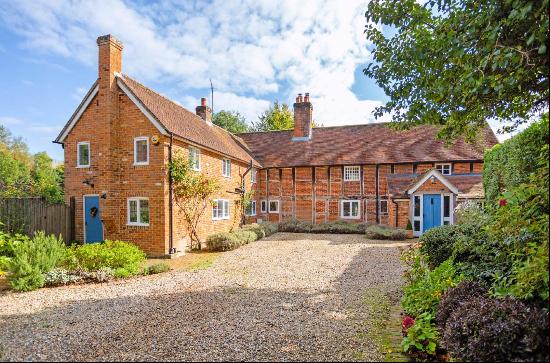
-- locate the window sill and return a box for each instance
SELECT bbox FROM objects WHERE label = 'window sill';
[222,175,231,178]
[127,223,149,227]
[76,165,90,168]
[341,216,360,220]
[212,217,230,221]
[133,162,149,166]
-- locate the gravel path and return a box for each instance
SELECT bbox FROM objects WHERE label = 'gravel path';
[0,233,409,362]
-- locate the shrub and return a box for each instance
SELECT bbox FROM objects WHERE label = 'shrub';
[0,256,10,275]
[207,222,277,252]
[43,268,82,287]
[402,312,439,357]
[442,296,550,362]
[68,240,146,274]
[402,259,463,317]
[365,224,407,240]
[436,280,488,332]
[278,218,366,234]
[144,263,170,275]
[420,224,463,269]
[7,232,66,291]
[0,231,30,257]
[206,232,245,252]
[114,267,131,278]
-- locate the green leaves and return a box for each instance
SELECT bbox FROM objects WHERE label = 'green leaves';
[251,101,294,132]
[401,312,439,355]
[212,110,250,134]
[364,0,549,140]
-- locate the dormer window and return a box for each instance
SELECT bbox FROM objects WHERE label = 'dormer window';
[435,163,452,175]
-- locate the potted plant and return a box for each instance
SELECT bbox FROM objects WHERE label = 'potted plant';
[406,219,414,239]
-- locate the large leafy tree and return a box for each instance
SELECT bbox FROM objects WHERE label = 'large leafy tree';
[251,101,294,131]
[364,0,549,141]
[0,125,63,203]
[212,110,250,134]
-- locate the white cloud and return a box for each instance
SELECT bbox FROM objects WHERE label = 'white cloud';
[72,87,88,101]
[1,0,381,124]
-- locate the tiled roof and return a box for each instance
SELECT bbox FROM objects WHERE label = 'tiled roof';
[237,124,498,168]
[118,75,259,165]
[387,173,484,199]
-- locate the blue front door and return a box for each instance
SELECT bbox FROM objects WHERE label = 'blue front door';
[423,194,441,232]
[84,196,103,243]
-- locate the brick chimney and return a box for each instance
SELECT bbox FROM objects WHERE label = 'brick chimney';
[196,97,212,123]
[292,92,312,141]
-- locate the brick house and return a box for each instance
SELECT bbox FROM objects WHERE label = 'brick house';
[55,35,498,256]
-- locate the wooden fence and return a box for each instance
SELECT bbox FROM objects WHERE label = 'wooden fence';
[0,197,75,243]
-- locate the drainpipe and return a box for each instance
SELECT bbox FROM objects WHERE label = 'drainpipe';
[168,132,175,254]
[375,164,380,224]
[392,199,399,228]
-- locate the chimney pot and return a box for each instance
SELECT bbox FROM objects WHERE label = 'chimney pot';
[201,97,207,106]
[304,92,310,102]
[298,93,303,103]
[196,97,212,123]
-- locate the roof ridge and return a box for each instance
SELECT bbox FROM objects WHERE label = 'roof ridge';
[236,122,398,135]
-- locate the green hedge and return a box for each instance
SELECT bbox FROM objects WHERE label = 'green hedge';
[206,222,278,252]
[483,114,548,204]
[278,218,367,234]
[365,224,407,240]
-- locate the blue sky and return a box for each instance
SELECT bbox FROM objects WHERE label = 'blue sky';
[0,0,507,162]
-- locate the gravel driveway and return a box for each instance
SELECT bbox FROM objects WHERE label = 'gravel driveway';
[0,233,409,361]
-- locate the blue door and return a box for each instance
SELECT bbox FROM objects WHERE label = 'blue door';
[423,194,442,232]
[84,196,103,243]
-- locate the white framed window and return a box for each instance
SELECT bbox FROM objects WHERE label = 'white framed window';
[435,163,452,175]
[260,200,267,213]
[344,166,360,181]
[77,141,90,168]
[379,200,389,215]
[212,199,230,220]
[127,198,150,226]
[133,137,149,165]
[443,195,452,225]
[245,200,257,216]
[189,147,201,171]
[268,200,279,213]
[222,159,231,177]
[251,168,257,183]
[340,200,360,219]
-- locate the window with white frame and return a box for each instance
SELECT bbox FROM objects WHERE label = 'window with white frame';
[127,198,149,226]
[245,200,257,216]
[344,166,360,181]
[134,137,149,165]
[268,200,279,213]
[436,163,452,175]
[251,168,257,183]
[212,199,230,220]
[222,159,231,177]
[77,142,90,168]
[443,195,452,225]
[189,147,201,171]
[260,200,267,213]
[413,195,421,233]
[379,199,389,215]
[340,200,360,219]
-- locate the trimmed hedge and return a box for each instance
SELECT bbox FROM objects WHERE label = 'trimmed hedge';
[206,222,278,252]
[365,224,407,240]
[483,114,548,204]
[278,218,366,234]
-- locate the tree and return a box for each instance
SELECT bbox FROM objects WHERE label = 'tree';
[0,125,63,203]
[169,151,220,250]
[364,0,549,141]
[251,101,294,131]
[212,110,250,134]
